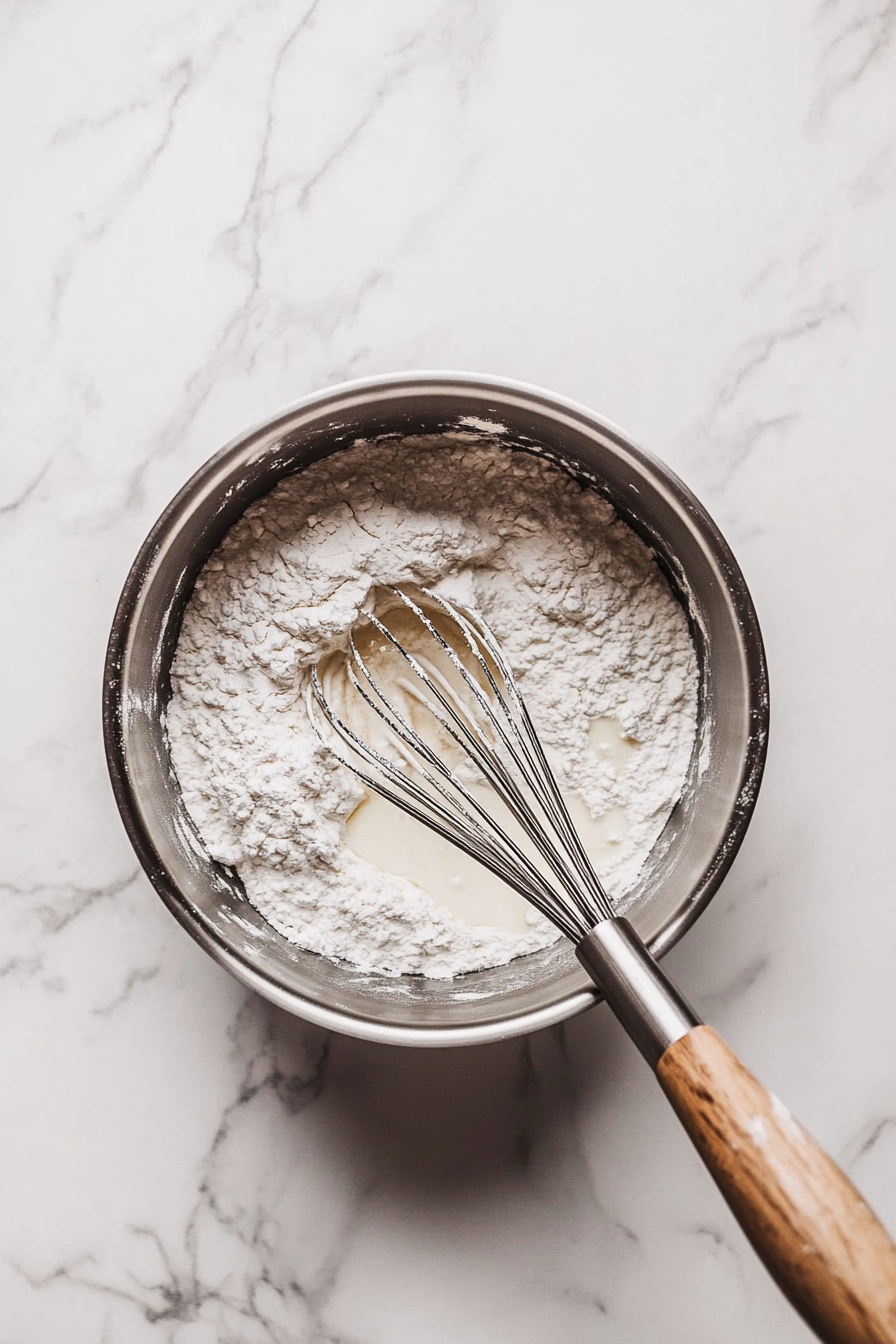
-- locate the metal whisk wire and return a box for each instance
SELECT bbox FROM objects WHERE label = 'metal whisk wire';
[307,586,615,942]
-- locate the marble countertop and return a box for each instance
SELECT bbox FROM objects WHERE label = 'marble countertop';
[3,3,896,1340]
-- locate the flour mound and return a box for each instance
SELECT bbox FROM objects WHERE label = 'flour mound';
[167,438,698,978]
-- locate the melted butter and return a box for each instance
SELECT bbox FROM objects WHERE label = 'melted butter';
[344,788,628,933]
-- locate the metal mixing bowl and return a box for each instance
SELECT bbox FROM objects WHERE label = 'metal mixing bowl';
[103,372,768,1046]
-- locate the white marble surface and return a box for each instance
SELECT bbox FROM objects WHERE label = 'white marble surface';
[2,2,896,1339]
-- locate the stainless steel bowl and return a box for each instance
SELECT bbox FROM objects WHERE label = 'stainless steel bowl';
[103,372,768,1046]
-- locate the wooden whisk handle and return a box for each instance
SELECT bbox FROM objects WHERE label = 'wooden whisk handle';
[658,1026,896,1344]
[577,921,896,1343]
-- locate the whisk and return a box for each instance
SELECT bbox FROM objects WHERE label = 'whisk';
[309,585,896,1344]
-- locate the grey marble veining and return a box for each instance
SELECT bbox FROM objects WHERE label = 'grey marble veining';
[2,2,896,1339]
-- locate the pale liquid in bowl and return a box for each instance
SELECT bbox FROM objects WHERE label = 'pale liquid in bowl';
[344,717,638,934]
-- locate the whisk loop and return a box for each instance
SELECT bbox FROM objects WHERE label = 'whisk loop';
[307,585,615,943]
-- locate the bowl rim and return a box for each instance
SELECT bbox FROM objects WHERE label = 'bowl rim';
[103,369,769,1045]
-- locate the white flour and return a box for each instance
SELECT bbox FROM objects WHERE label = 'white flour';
[167,437,698,978]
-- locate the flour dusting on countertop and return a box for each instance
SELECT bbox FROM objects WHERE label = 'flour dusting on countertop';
[167,437,698,978]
